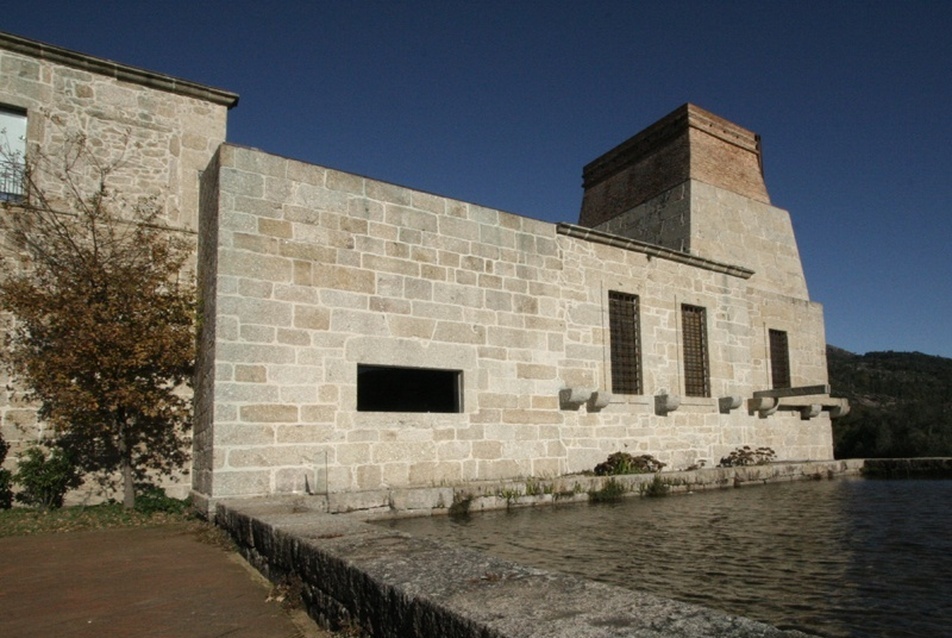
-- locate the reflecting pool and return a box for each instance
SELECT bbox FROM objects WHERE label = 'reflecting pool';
[385,478,952,637]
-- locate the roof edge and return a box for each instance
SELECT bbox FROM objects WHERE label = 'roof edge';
[0,31,239,109]
[582,103,761,189]
[557,223,755,279]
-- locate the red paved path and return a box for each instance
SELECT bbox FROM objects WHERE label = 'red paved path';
[0,524,328,638]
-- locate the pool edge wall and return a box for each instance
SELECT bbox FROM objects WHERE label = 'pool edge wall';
[216,461,873,637]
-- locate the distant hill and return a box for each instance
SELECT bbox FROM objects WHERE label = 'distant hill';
[827,346,952,458]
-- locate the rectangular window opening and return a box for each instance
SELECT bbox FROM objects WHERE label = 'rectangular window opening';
[681,304,710,397]
[608,290,643,394]
[357,364,462,413]
[769,329,791,389]
[0,106,27,202]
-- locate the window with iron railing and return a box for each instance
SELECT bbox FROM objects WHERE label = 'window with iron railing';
[0,158,25,202]
[608,291,643,395]
[769,329,791,389]
[681,304,710,397]
[0,106,27,202]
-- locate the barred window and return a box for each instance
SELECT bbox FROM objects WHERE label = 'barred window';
[0,106,27,202]
[608,291,642,394]
[681,304,710,397]
[769,329,791,389]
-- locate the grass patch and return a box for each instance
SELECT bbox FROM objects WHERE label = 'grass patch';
[0,502,195,538]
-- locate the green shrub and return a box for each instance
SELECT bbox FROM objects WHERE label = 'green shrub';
[594,452,666,475]
[133,484,189,515]
[0,434,13,510]
[717,446,776,467]
[589,477,627,503]
[13,445,83,510]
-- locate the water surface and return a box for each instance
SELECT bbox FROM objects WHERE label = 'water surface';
[385,478,952,637]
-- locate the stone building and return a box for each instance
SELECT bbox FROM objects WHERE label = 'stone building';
[192,107,847,512]
[0,32,237,496]
[0,32,846,510]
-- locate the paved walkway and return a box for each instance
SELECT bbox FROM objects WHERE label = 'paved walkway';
[0,523,331,638]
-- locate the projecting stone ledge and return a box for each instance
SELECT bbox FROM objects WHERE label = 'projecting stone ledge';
[750,385,850,419]
[217,498,818,638]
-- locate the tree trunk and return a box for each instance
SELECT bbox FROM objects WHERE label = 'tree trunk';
[121,453,135,509]
[118,420,135,509]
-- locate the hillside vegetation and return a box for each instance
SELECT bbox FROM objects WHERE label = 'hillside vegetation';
[828,347,952,458]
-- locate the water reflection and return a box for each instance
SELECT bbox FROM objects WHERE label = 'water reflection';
[385,478,952,638]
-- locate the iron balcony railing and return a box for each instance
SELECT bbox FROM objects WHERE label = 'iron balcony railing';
[0,158,25,202]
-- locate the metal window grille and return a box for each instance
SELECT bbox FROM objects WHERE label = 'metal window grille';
[681,304,710,397]
[769,329,791,389]
[0,107,27,202]
[0,158,25,202]
[608,291,642,394]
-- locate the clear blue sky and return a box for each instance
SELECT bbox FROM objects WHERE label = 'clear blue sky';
[5,1,951,357]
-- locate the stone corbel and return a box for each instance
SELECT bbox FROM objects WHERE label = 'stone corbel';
[588,390,612,412]
[826,400,851,419]
[718,395,743,414]
[654,392,681,416]
[559,387,593,410]
[800,404,822,420]
[749,396,778,417]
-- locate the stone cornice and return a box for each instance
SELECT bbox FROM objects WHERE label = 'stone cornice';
[0,31,239,109]
[556,222,755,279]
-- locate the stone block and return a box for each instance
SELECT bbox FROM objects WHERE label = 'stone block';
[372,441,437,465]
[217,382,280,403]
[221,296,293,327]
[388,316,436,339]
[210,470,271,498]
[277,328,311,346]
[293,305,330,331]
[239,404,299,424]
[239,324,275,343]
[311,263,375,293]
[215,423,275,446]
[218,251,293,282]
[433,321,486,345]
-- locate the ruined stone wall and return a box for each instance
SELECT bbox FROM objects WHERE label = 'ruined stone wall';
[194,143,833,509]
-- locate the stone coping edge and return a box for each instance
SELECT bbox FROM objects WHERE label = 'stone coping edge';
[207,459,865,520]
[557,223,755,279]
[214,461,870,637]
[0,31,239,107]
[216,500,817,638]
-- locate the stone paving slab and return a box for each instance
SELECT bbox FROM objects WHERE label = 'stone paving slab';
[0,524,329,638]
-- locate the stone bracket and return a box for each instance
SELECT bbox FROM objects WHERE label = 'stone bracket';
[588,390,612,412]
[654,393,681,416]
[559,387,593,410]
[718,395,743,414]
[749,386,850,420]
[749,396,778,418]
